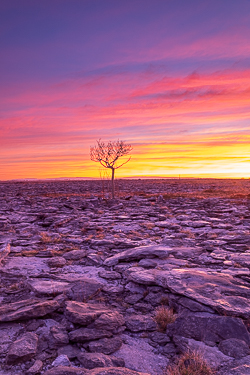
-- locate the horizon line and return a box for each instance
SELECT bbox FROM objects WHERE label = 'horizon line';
[1,175,250,182]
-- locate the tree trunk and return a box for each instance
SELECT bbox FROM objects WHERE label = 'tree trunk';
[111,168,115,199]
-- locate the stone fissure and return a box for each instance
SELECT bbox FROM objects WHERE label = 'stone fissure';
[0,179,250,374]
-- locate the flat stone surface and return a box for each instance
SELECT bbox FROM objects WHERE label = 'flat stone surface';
[167,314,250,345]
[52,354,71,367]
[77,352,113,369]
[0,257,50,276]
[88,336,123,354]
[218,338,250,359]
[69,328,113,342]
[128,268,250,318]
[43,367,86,375]
[27,359,43,374]
[1,179,250,374]
[217,356,250,374]
[125,315,157,332]
[6,332,38,364]
[57,345,81,359]
[28,280,70,295]
[65,302,110,325]
[0,299,60,322]
[104,245,171,266]
[113,335,168,375]
[89,368,151,375]
[93,312,125,332]
[0,323,23,355]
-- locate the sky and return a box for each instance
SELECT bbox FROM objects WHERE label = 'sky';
[1,0,250,180]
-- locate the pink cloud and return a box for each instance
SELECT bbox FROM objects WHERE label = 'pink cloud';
[1,65,250,179]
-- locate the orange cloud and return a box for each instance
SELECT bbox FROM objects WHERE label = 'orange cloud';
[1,67,250,179]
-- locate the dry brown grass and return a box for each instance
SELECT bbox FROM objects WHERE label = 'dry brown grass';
[85,234,94,240]
[96,232,105,239]
[22,250,39,257]
[40,232,61,243]
[154,306,176,332]
[39,178,250,202]
[8,283,20,291]
[164,350,214,375]
[207,233,218,239]
[179,229,195,239]
[40,232,53,243]
[234,262,243,268]
[141,222,155,230]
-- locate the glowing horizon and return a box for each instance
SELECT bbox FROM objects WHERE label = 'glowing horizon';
[1,0,250,180]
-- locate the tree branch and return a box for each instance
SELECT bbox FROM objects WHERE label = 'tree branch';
[115,156,131,169]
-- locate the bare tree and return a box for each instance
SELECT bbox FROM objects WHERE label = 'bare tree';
[90,139,132,199]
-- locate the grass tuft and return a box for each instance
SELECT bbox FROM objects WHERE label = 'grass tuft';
[164,350,214,375]
[154,306,176,332]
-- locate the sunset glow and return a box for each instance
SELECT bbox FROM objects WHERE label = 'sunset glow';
[1,0,250,180]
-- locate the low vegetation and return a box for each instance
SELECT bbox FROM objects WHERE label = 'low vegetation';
[164,350,214,375]
[154,306,177,331]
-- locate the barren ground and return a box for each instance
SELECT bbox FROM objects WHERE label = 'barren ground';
[0,178,250,375]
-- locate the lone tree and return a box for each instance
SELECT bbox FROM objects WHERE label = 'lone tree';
[90,139,132,199]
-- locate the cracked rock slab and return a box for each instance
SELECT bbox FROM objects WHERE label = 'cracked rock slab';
[77,352,114,369]
[128,267,250,318]
[28,279,70,295]
[0,256,50,276]
[0,299,60,322]
[167,314,250,345]
[0,323,23,355]
[65,302,110,325]
[69,328,113,342]
[88,336,123,355]
[113,335,168,375]
[6,332,38,364]
[103,245,171,266]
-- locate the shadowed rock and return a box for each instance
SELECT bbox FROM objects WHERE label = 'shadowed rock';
[69,328,113,342]
[65,302,110,325]
[128,268,250,318]
[167,314,250,345]
[93,312,125,333]
[6,332,38,364]
[67,279,103,301]
[43,367,86,375]
[88,369,150,375]
[218,338,250,359]
[0,256,50,276]
[27,359,43,374]
[28,279,70,296]
[88,337,123,354]
[57,345,81,359]
[0,299,60,322]
[77,352,113,369]
[103,245,171,266]
[125,315,157,332]
[0,323,23,355]
[43,367,150,375]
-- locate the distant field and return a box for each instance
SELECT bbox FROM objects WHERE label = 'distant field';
[1,178,249,201]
